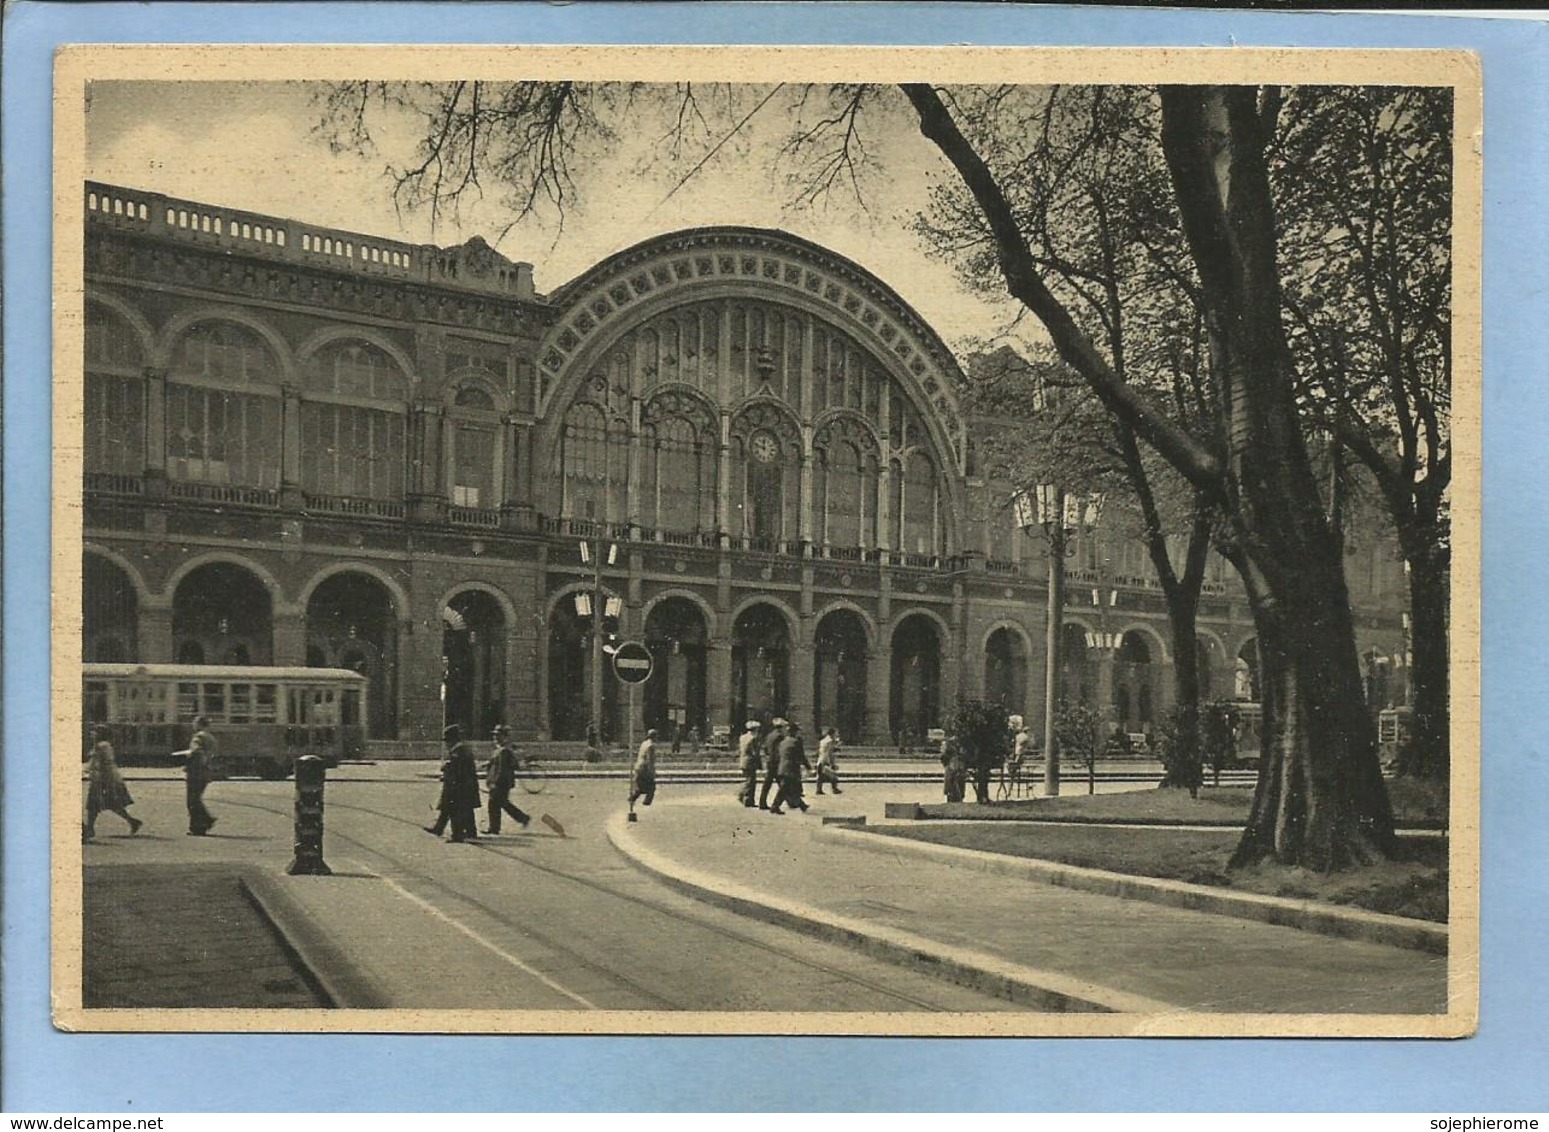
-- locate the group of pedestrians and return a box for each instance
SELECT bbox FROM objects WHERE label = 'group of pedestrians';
[83,715,221,842]
[425,722,533,843]
[735,719,843,814]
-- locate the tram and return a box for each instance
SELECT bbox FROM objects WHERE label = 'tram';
[82,663,368,779]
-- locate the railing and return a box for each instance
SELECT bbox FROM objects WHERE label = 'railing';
[449,504,501,528]
[898,552,944,570]
[84,472,144,496]
[545,516,633,541]
[167,481,278,507]
[985,558,1022,575]
[303,493,405,520]
[820,544,867,562]
[87,180,534,298]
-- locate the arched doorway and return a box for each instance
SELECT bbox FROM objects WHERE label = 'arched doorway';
[547,592,621,742]
[442,590,507,741]
[1060,623,1094,711]
[84,554,138,662]
[172,562,272,667]
[644,597,709,741]
[306,572,399,738]
[890,613,941,742]
[732,604,790,727]
[984,627,1028,719]
[814,610,869,744]
[1115,630,1159,733]
[1235,638,1261,702]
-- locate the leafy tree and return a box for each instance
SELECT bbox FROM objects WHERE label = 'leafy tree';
[1274,86,1452,782]
[1053,699,1103,794]
[316,79,1441,870]
[951,697,1012,804]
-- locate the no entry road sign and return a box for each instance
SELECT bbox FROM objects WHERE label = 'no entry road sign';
[612,640,654,684]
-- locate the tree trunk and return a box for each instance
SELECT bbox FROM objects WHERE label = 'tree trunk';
[1398,538,1450,781]
[1158,591,1205,796]
[1159,86,1397,871]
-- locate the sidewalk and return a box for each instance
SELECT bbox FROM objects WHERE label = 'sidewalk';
[608,791,1451,1017]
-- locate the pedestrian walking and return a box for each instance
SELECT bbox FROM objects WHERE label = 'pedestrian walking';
[482,724,532,835]
[735,720,763,806]
[757,718,787,809]
[176,730,217,835]
[628,729,658,819]
[426,724,481,842]
[83,726,141,841]
[940,731,967,803]
[769,721,811,814]
[814,727,843,795]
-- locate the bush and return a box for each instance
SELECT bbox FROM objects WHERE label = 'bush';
[951,698,1012,769]
[1155,706,1204,794]
[1053,700,1102,771]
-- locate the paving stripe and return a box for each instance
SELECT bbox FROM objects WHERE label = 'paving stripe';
[608,815,1175,1015]
[376,873,598,1009]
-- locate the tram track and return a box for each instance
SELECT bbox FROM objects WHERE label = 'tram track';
[225,792,984,1012]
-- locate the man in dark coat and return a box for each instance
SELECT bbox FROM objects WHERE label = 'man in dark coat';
[769,721,811,815]
[757,718,787,810]
[735,721,763,807]
[426,724,481,842]
[941,732,967,803]
[180,731,217,835]
[483,724,532,835]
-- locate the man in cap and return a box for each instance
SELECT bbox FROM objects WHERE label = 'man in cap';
[426,723,481,841]
[757,718,788,810]
[483,724,532,835]
[628,728,658,819]
[769,721,811,815]
[735,720,763,807]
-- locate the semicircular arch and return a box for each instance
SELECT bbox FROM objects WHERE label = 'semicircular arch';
[1117,622,1171,664]
[887,605,952,645]
[296,562,409,620]
[980,619,1036,658]
[640,589,719,638]
[85,293,156,365]
[296,325,419,392]
[812,600,878,651]
[436,581,518,627]
[155,306,296,382]
[84,544,156,606]
[164,551,287,607]
[729,595,801,641]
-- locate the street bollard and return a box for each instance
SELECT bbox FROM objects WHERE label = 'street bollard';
[286,754,332,876]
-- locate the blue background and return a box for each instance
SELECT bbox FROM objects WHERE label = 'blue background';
[5,1,1545,1113]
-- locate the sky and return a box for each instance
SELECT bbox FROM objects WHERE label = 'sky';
[85,80,1028,350]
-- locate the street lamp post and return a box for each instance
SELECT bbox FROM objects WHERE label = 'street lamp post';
[1016,485,1103,798]
[579,535,619,747]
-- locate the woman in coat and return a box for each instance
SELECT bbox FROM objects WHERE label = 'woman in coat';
[83,726,141,841]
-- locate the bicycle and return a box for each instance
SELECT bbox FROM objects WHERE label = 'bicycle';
[516,754,548,795]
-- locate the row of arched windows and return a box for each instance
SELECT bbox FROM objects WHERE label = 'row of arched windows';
[85,310,511,505]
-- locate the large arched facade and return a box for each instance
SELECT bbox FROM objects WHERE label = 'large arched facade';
[80,186,1331,752]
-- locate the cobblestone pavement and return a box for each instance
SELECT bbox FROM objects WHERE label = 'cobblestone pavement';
[83,862,324,1008]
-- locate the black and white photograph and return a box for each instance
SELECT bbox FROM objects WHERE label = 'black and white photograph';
[54,46,1480,1036]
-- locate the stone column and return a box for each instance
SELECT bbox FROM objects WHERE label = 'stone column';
[706,636,733,735]
[865,644,891,747]
[408,402,446,524]
[798,430,815,552]
[142,367,168,479]
[789,640,815,736]
[626,397,643,536]
[280,384,304,508]
[273,606,308,666]
[716,412,733,543]
[139,604,174,663]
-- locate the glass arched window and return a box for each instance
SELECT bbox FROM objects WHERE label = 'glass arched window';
[817,439,868,550]
[648,416,709,532]
[84,302,147,476]
[561,401,626,523]
[449,384,500,509]
[301,340,409,500]
[167,321,281,488]
[898,450,940,557]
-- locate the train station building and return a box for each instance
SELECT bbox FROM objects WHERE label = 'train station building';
[79,181,1410,751]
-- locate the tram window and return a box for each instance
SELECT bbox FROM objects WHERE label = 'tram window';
[119,682,169,723]
[310,688,339,725]
[177,682,200,721]
[85,681,109,723]
[287,687,306,725]
[342,688,361,726]
[255,684,278,723]
[229,683,252,723]
[202,683,226,720]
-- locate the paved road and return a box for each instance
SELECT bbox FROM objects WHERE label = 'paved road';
[81,770,1031,1012]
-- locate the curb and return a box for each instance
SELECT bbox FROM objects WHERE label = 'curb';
[823,826,1448,955]
[605,814,1176,1014]
[239,868,392,1009]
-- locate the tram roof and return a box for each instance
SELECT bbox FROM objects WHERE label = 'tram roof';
[83,663,367,683]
